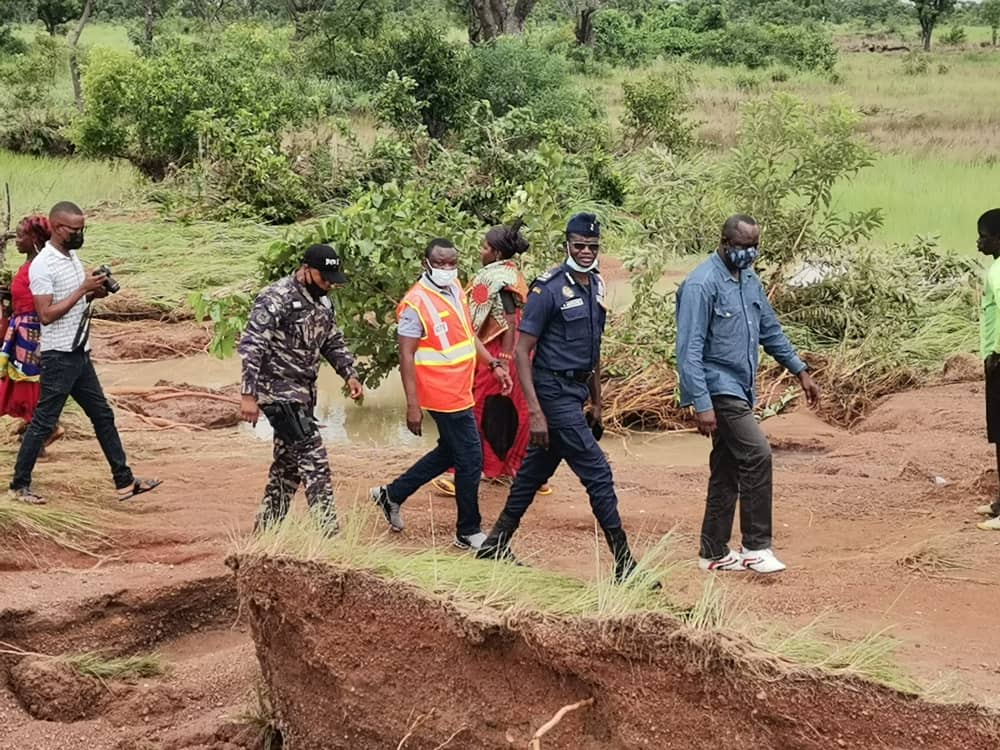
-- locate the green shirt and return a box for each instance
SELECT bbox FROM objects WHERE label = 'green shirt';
[981,257,1000,359]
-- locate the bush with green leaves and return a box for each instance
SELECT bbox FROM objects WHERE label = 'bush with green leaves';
[363,22,471,140]
[620,68,697,154]
[73,25,325,178]
[592,9,658,67]
[0,33,74,156]
[940,25,967,46]
[697,23,837,71]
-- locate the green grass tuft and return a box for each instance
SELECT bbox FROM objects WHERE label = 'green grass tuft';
[62,651,167,680]
[0,498,106,553]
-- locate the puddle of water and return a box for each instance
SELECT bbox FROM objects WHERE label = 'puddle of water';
[98,355,431,448]
[99,355,709,468]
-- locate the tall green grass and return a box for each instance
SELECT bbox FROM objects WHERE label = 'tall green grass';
[0,150,141,220]
[831,153,1000,253]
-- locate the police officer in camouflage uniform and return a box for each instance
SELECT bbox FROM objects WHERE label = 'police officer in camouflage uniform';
[238,244,364,533]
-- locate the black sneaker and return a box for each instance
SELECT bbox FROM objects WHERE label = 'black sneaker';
[370,485,404,531]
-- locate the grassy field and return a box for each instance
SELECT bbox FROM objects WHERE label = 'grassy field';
[0,150,140,221]
[3,22,998,261]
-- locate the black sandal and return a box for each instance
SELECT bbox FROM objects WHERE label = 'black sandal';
[117,478,162,502]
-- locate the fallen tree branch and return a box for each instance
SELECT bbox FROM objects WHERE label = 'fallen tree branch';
[529,697,594,749]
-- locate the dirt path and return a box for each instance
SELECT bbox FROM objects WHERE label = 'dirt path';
[1,360,998,746]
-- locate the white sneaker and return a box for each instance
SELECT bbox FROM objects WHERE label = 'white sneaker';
[975,503,998,517]
[741,547,787,574]
[455,531,488,550]
[698,550,745,572]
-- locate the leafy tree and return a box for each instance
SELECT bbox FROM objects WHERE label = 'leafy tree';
[366,23,471,140]
[620,67,697,153]
[914,0,956,51]
[36,0,82,35]
[73,26,323,178]
[983,0,1000,46]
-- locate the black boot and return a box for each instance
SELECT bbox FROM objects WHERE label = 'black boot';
[603,526,638,582]
[475,511,521,563]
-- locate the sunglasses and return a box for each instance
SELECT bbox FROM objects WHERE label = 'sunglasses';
[569,241,600,252]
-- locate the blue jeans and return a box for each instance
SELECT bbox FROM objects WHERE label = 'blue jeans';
[11,349,133,491]
[387,408,483,536]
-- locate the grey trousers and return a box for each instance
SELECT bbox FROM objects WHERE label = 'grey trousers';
[699,395,773,560]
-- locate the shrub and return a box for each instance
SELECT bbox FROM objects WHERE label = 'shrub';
[901,50,929,76]
[651,26,701,57]
[364,22,471,140]
[940,26,967,46]
[593,9,656,66]
[73,25,324,178]
[621,68,697,154]
[770,67,791,83]
[697,23,837,72]
[735,72,762,92]
[0,112,75,156]
[466,36,582,120]
[937,63,950,75]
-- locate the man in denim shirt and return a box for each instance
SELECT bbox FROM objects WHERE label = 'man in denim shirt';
[676,214,819,574]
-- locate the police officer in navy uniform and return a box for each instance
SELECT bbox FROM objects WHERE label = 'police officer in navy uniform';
[477,213,644,583]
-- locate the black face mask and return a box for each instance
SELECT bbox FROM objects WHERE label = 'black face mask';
[66,230,85,251]
[305,281,328,300]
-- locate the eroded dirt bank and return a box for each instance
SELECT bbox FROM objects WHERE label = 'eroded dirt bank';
[233,556,998,750]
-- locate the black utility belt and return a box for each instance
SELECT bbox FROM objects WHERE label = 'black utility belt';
[544,368,594,384]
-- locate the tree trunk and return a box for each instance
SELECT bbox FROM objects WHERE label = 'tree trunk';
[993,27,997,47]
[575,8,596,46]
[145,0,155,45]
[69,0,96,113]
[466,0,536,42]
[921,23,932,52]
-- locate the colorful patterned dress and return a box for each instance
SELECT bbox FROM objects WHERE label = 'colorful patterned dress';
[0,261,42,421]
[467,260,530,479]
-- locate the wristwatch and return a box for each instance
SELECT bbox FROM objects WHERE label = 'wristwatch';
[489,359,504,370]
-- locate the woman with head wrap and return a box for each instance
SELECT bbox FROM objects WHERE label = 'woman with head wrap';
[0,215,64,453]
[432,220,553,496]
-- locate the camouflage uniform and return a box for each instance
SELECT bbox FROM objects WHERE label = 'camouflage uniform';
[238,275,358,531]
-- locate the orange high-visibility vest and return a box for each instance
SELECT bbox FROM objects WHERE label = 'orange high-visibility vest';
[397,278,477,412]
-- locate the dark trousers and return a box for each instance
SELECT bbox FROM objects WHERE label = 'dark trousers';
[699,395,772,560]
[503,417,622,531]
[10,349,133,491]
[387,408,483,536]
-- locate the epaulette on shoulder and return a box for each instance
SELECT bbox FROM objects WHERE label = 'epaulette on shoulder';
[532,266,563,285]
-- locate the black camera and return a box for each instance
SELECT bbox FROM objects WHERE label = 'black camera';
[95,265,120,294]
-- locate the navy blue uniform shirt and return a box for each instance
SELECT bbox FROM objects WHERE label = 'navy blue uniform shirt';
[519,264,607,374]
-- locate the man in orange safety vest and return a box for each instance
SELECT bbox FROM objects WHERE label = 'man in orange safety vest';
[370,238,512,549]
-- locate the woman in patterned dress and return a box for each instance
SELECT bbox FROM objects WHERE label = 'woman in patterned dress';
[433,221,552,495]
[0,215,64,452]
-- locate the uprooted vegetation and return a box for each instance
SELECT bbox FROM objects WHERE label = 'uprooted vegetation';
[231,512,999,750]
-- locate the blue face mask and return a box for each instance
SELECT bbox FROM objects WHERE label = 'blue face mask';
[726,245,758,270]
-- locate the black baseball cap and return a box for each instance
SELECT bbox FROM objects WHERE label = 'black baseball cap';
[303,244,347,284]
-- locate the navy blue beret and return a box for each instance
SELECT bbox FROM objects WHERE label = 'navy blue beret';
[565,212,600,238]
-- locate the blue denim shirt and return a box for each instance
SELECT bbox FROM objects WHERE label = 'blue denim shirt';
[675,253,806,413]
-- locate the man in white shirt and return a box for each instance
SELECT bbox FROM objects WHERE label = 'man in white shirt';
[8,202,160,505]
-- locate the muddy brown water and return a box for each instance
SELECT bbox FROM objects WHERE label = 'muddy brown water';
[98,355,711,466]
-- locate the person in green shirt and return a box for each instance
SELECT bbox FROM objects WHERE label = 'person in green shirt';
[977,209,1000,531]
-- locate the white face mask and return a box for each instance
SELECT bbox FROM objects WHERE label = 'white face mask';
[427,267,458,287]
[565,251,599,273]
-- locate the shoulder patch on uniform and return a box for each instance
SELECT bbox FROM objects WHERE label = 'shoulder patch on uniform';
[535,270,554,283]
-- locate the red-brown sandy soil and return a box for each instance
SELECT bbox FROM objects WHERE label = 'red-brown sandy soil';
[234,557,999,750]
[1,345,999,748]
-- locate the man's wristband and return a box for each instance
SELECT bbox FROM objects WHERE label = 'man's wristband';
[489,359,503,370]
